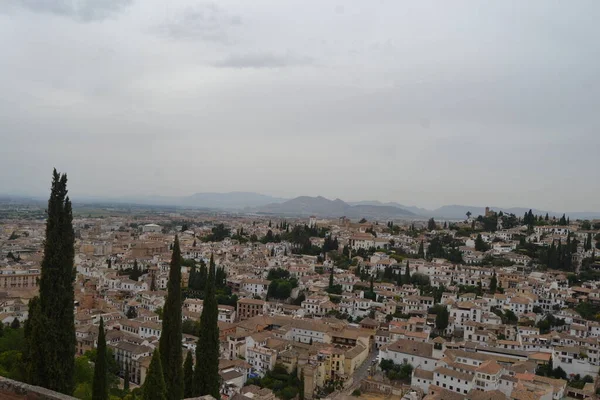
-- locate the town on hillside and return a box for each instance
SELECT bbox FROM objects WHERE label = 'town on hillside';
[1,201,600,400]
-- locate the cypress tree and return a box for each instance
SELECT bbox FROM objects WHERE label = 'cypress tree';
[10,318,20,329]
[0,321,3,337]
[28,169,76,394]
[92,318,108,400]
[404,261,410,284]
[194,254,220,398]
[417,241,424,258]
[489,271,497,294]
[150,273,157,291]
[143,349,167,400]
[299,374,305,400]
[159,236,183,400]
[183,350,194,398]
[329,266,334,289]
[124,362,130,392]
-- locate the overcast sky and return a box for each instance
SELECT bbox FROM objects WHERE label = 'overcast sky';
[0,0,599,211]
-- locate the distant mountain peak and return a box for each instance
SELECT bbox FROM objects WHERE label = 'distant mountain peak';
[255,195,414,218]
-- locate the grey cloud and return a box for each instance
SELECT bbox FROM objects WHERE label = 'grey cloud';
[3,0,133,22]
[1,0,600,211]
[214,53,312,69]
[158,3,242,43]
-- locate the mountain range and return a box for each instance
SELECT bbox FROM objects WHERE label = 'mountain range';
[251,196,415,218]
[6,191,600,220]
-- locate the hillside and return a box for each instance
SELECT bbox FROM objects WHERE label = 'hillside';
[254,196,415,218]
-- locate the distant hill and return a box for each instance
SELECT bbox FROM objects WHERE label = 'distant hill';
[348,201,429,216]
[180,192,286,209]
[254,196,415,218]
[75,192,287,210]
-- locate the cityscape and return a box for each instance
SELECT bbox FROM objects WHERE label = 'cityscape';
[1,174,600,400]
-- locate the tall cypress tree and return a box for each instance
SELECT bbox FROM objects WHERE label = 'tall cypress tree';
[143,349,167,400]
[489,271,497,294]
[159,236,183,400]
[92,318,108,400]
[124,362,130,392]
[183,350,194,398]
[194,254,220,398]
[28,169,76,394]
[404,260,411,284]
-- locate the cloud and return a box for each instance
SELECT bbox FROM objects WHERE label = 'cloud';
[214,53,312,69]
[3,0,133,22]
[158,2,242,43]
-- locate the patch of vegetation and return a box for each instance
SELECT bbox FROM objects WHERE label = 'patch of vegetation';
[246,364,300,400]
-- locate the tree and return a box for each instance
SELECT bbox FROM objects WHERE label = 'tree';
[434,305,449,332]
[184,350,194,398]
[124,362,130,392]
[92,318,108,400]
[489,270,497,294]
[150,273,157,291]
[417,241,424,258]
[329,266,334,289]
[159,236,183,400]
[10,318,20,329]
[194,254,220,398]
[143,349,167,400]
[466,211,472,220]
[299,374,305,400]
[585,233,592,251]
[28,169,76,394]
[427,218,437,231]
[130,259,142,281]
[404,261,410,285]
[559,214,567,226]
[126,307,137,319]
[475,234,489,252]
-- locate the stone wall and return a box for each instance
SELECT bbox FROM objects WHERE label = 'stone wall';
[0,376,78,400]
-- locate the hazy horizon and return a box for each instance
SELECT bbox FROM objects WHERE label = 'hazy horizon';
[1,1,599,211]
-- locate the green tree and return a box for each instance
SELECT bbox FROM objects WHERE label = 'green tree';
[404,261,410,285]
[194,254,220,398]
[585,232,592,251]
[92,318,108,400]
[159,236,183,400]
[124,362,130,392]
[417,241,424,258]
[10,318,20,329]
[28,169,76,394]
[143,349,167,400]
[489,270,497,294]
[559,214,567,226]
[434,306,449,332]
[427,218,437,231]
[126,307,137,319]
[183,350,194,398]
[329,266,334,289]
[130,259,142,281]
[150,274,157,291]
[475,234,489,252]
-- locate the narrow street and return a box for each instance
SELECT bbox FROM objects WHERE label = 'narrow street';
[332,348,379,399]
